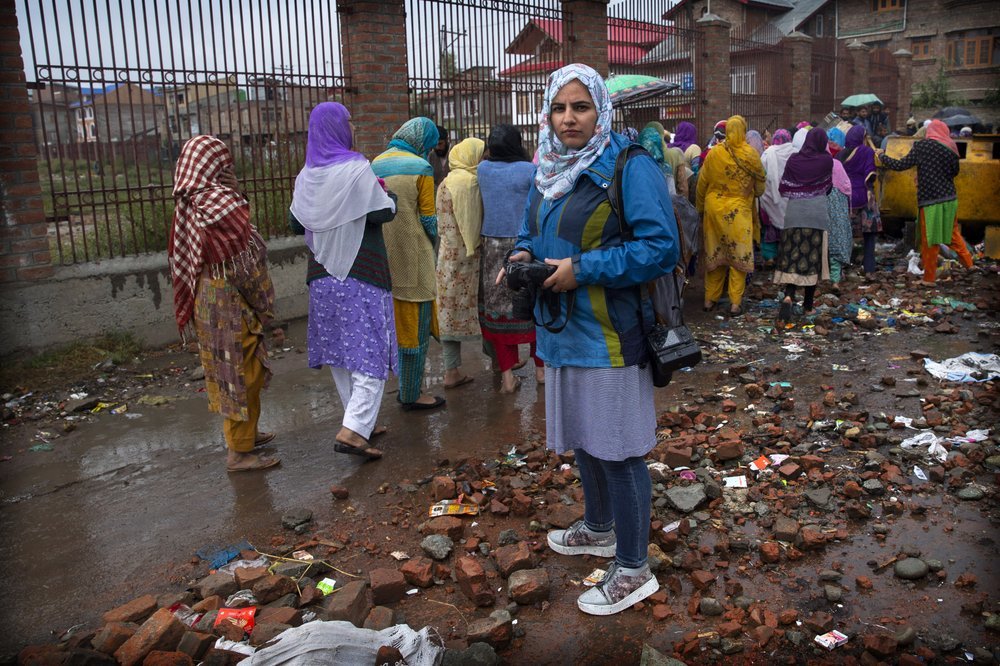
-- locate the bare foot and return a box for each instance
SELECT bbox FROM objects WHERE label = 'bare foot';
[535,366,545,384]
[500,375,522,394]
[226,451,280,472]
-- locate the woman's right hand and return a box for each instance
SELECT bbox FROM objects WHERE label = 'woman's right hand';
[495,250,530,285]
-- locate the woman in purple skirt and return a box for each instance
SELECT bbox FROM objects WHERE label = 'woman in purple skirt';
[289,102,398,461]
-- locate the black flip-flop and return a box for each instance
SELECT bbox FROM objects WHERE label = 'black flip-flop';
[334,441,382,461]
[778,300,792,323]
[400,395,446,412]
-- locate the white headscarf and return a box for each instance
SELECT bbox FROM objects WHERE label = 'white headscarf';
[290,103,394,279]
[534,63,613,201]
[792,127,809,152]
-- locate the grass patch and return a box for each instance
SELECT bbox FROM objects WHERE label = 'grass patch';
[2,332,144,393]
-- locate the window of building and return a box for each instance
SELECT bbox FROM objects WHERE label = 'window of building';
[811,71,821,96]
[946,30,998,68]
[814,14,824,37]
[463,97,479,117]
[871,0,903,11]
[443,100,455,119]
[911,37,933,59]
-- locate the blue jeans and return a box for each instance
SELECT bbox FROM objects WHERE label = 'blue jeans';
[574,448,651,569]
[863,232,877,274]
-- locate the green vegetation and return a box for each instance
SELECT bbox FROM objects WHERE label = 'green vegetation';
[912,65,967,108]
[1,331,144,393]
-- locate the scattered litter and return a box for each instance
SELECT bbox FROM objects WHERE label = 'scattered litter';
[501,446,527,468]
[662,520,682,534]
[110,404,128,415]
[137,394,173,406]
[900,431,948,463]
[769,454,790,466]
[814,630,849,650]
[215,607,256,635]
[913,466,928,481]
[68,392,88,400]
[768,381,792,388]
[723,475,748,488]
[225,590,258,607]
[428,500,480,517]
[213,637,256,656]
[390,551,410,561]
[583,569,606,586]
[923,353,1000,383]
[196,539,253,569]
[750,455,770,471]
[291,550,314,561]
[893,416,915,428]
[217,557,268,575]
[406,588,419,595]
[832,364,851,371]
[678,470,697,481]
[240,622,444,666]
[28,443,53,452]
[316,578,337,595]
[90,402,116,413]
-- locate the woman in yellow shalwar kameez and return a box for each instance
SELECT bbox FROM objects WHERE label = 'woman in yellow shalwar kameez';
[695,115,765,316]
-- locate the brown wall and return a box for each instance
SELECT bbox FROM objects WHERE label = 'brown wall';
[836,0,1000,102]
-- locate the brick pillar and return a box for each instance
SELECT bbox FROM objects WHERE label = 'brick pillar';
[893,49,913,130]
[696,14,731,141]
[562,0,609,77]
[782,32,814,129]
[338,0,411,160]
[847,40,870,94]
[0,1,52,283]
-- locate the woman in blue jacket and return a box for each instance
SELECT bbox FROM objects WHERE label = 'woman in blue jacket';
[499,64,678,615]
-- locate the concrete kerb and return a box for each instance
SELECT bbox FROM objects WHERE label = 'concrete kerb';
[0,236,310,356]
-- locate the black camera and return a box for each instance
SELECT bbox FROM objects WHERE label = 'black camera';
[503,255,556,322]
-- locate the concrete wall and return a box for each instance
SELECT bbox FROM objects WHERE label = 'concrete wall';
[0,237,310,355]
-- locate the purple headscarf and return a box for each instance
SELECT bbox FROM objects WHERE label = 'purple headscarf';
[771,129,792,145]
[746,130,765,155]
[779,127,832,199]
[305,102,364,167]
[667,121,697,152]
[837,124,875,209]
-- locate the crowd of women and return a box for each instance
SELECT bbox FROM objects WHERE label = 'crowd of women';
[164,61,972,617]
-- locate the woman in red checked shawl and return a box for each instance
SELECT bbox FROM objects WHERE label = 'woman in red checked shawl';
[169,135,279,473]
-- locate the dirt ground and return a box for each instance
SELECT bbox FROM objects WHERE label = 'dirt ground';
[1,248,997,664]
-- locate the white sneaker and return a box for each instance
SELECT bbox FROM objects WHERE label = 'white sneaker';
[577,562,659,616]
[547,520,617,558]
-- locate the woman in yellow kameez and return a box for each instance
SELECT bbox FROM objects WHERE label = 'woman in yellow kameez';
[695,115,765,316]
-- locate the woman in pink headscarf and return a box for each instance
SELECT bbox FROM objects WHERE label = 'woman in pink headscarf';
[877,119,974,284]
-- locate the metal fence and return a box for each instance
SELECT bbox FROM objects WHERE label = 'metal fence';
[609,0,704,138]
[19,0,347,264]
[405,0,568,156]
[729,24,793,136]
[811,37,854,122]
[869,47,900,125]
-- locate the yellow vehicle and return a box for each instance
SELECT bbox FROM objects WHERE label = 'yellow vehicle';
[878,134,1000,230]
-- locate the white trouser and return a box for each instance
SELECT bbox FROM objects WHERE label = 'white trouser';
[330,367,385,439]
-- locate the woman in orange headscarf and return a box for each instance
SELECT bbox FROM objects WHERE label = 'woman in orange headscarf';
[877,119,974,284]
[696,115,766,316]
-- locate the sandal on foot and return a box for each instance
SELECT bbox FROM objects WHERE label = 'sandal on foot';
[334,441,382,461]
[371,426,388,439]
[227,454,280,473]
[777,299,792,323]
[511,359,528,370]
[254,432,276,447]
[443,375,474,389]
[702,301,716,312]
[500,376,522,394]
[400,396,446,412]
[729,305,744,317]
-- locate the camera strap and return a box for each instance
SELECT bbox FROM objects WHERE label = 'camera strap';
[606,144,688,331]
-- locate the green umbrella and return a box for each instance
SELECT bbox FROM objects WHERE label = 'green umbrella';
[606,75,679,108]
[841,93,884,108]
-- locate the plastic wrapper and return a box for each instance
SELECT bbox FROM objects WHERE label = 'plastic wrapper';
[215,607,256,635]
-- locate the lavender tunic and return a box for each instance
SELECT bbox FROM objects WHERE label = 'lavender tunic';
[307,276,397,380]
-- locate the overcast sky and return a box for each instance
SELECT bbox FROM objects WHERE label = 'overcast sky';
[18,0,675,89]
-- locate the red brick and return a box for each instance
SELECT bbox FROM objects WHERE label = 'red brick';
[322,580,370,627]
[256,606,302,627]
[690,570,716,590]
[114,608,186,666]
[368,567,406,605]
[493,541,534,578]
[508,568,550,604]
[400,556,434,588]
[233,566,268,590]
[430,476,456,500]
[455,556,495,607]
[251,574,297,604]
[142,651,193,666]
[103,594,158,624]
[424,516,464,540]
[760,542,781,563]
[174,632,214,661]
[92,622,137,655]
[190,596,221,613]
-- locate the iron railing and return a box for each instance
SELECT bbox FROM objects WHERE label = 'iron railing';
[405,0,568,156]
[729,23,793,136]
[19,0,347,264]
